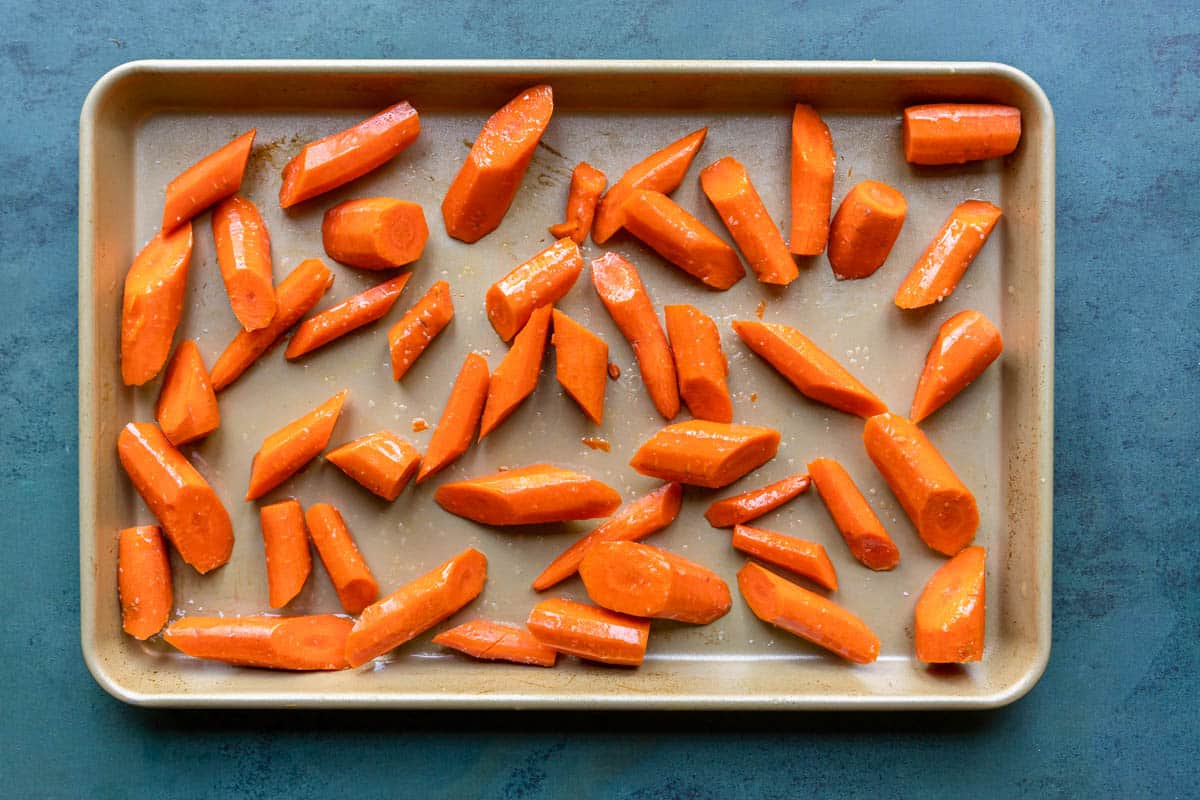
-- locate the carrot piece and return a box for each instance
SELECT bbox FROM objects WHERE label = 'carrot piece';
[622,190,745,290]
[345,548,488,667]
[212,194,276,331]
[117,525,172,639]
[161,129,255,233]
[387,280,454,380]
[664,304,732,423]
[789,104,837,256]
[164,614,352,671]
[117,422,233,574]
[548,161,607,244]
[435,463,621,525]
[630,420,781,489]
[433,620,558,667]
[321,197,428,270]
[246,390,348,500]
[863,412,979,556]
[551,309,608,424]
[486,238,583,341]
[590,252,679,420]
[279,101,420,208]
[731,525,838,591]
[732,320,887,418]
[910,309,1003,422]
[526,598,650,667]
[210,258,334,391]
[417,352,490,483]
[441,85,554,242]
[592,127,707,244]
[479,304,552,439]
[827,180,908,280]
[580,541,731,624]
[325,430,421,501]
[121,224,194,386]
[699,156,798,285]
[903,104,1021,165]
[894,200,1002,309]
[703,473,810,528]
[284,273,411,360]
[155,340,220,446]
[259,500,312,609]
[304,502,379,614]
[915,546,986,662]
[807,457,900,571]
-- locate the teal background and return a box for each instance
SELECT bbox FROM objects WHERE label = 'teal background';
[3,1,1198,797]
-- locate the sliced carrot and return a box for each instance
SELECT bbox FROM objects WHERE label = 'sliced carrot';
[789,104,837,256]
[388,280,454,380]
[321,197,428,270]
[326,430,421,501]
[703,472,810,528]
[903,104,1021,165]
[915,546,986,662]
[304,502,379,614]
[807,457,900,571]
[863,412,978,556]
[284,273,411,360]
[526,598,650,667]
[164,615,352,671]
[155,340,220,447]
[664,304,732,423]
[279,101,420,208]
[212,194,276,331]
[246,390,348,500]
[486,238,583,341]
[417,352,489,483]
[731,525,838,591]
[478,304,552,439]
[434,463,621,525]
[441,84,554,242]
[699,156,797,285]
[580,541,731,624]
[894,200,1002,309]
[548,161,607,244]
[259,500,312,609]
[630,420,781,489]
[117,525,172,640]
[827,180,908,280]
[433,620,557,667]
[910,309,1003,422]
[121,224,194,386]
[622,190,745,290]
[551,309,608,424]
[161,129,255,233]
[117,422,233,574]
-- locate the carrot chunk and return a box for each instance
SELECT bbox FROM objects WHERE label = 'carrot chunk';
[808,457,900,570]
[321,197,428,270]
[894,200,1002,309]
[433,620,557,667]
[486,238,583,342]
[434,464,621,525]
[212,194,276,331]
[548,162,607,244]
[479,304,552,439]
[551,309,608,424]
[703,473,810,528]
[621,190,745,290]
[259,499,312,609]
[118,525,172,639]
[580,541,732,624]
[789,104,836,256]
[732,525,838,591]
[161,129,255,232]
[387,280,454,381]
[325,430,421,501]
[526,598,650,667]
[417,352,490,483]
[155,340,220,446]
[630,420,780,489]
[305,502,379,615]
[827,180,908,280]
[700,156,797,285]
[663,304,732,423]
[915,546,986,662]
[121,224,193,386]
[910,309,1003,422]
[285,273,411,360]
[246,390,347,500]
[164,615,352,671]
[903,104,1021,165]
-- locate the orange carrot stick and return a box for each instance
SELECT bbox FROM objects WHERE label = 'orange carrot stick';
[121,224,194,386]
[435,463,621,525]
[486,238,583,341]
[664,304,732,423]
[827,180,908,280]
[863,412,978,556]
[526,598,650,667]
[441,85,554,242]
[433,620,558,667]
[622,190,745,290]
[548,161,607,244]
[630,420,781,488]
[738,562,878,663]
[325,430,421,501]
[164,614,352,671]
[910,309,1003,422]
[591,252,679,420]
[279,101,420,208]
[212,194,276,331]
[580,541,732,624]
[345,548,488,667]
[807,457,900,571]
[246,389,348,500]
[417,352,489,483]
[700,156,798,285]
[731,525,838,591]
[304,502,379,614]
[284,273,411,360]
[321,197,428,270]
[388,280,454,381]
[478,304,552,439]
[894,200,1002,309]
[732,320,887,418]
[903,104,1021,165]
[117,525,172,639]
[117,422,233,574]
[703,473,810,528]
[915,545,986,662]
[789,104,836,256]
[259,500,312,609]
[161,129,255,233]
[155,340,220,446]
[551,309,608,424]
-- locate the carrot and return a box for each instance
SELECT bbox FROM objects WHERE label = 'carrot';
[326,430,421,501]
[435,463,621,525]
[789,104,836,256]
[731,525,838,591]
[731,320,887,418]
[548,161,607,244]
[526,598,650,667]
[441,84,554,242]
[321,197,428,270]
[417,352,489,483]
[210,258,334,391]
[164,615,352,671]
[699,156,797,285]
[479,304,552,439]
[590,252,679,420]
[121,224,194,386]
[630,420,781,489]
[827,180,908,280]
[155,340,220,446]
[894,200,1002,309]
[117,525,172,639]
[703,472,810,528]
[212,194,276,331]
[284,273,411,360]
[580,541,731,624]
[246,389,348,500]
[345,548,488,667]
[161,129,255,233]
[117,422,233,574]
[279,101,420,208]
[621,190,745,290]
[551,309,608,424]
[388,280,454,381]
[862,412,978,556]
[486,238,583,341]
[915,546,986,662]
[807,457,900,571]
[903,104,1021,165]
[259,500,312,609]
[592,127,707,244]
[664,304,732,423]
[910,309,1003,422]
[304,502,379,614]
[433,620,558,667]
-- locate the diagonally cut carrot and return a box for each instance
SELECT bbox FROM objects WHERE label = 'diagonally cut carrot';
[789,104,836,256]
[259,499,312,609]
[388,280,454,381]
[479,304,552,439]
[417,352,490,483]
[827,180,908,280]
[121,224,194,386]
[305,502,379,614]
[915,546,986,662]
[580,541,731,624]
[526,598,650,667]
[325,430,421,501]
[703,473,810,528]
[621,190,745,290]
[548,162,607,244]
[212,194,276,331]
[161,129,255,233]
[433,620,557,667]
[155,340,220,447]
[321,197,428,270]
[731,525,838,591]
[630,420,780,488]
[808,457,900,571]
[164,615,352,671]
[285,273,411,360]
[903,104,1021,165]
[486,238,583,341]
[118,525,172,640]
[700,156,798,285]
[435,463,621,525]
[895,200,1002,309]
[551,309,608,424]
[663,304,732,423]
[910,309,1003,422]
[246,389,348,500]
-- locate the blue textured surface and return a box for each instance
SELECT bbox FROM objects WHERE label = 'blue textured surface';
[3,1,1198,797]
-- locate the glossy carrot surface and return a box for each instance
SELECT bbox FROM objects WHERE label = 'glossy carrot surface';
[285,273,410,360]
[526,598,650,667]
[417,352,490,483]
[164,615,353,671]
[703,473,810,528]
[118,525,172,640]
[161,129,255,232]
[321,197,428,270]
[808,457,900,571]
[580,541,732,624]
[552,309,608,424]
[895,200,1001,309]
[915,546,986,662]
[433,620,557,667]
[435,464,622,525]
[486,238,582,341]
[155,340,220,446]
[121,224,194,386]
[732,525,838,591]
[621,189,745,290]
[259,500,312,609]
[827,180,907,280]
[326,430,421,501]
[630,420,780,488]
[246,390,348,500]
[903,104,1021,165]
[700,156,797,285]
[212,194,276,331]
[789,104,836,256]
[910,309,1003,422]
[305,502,379,615]
[663,304,732,423]
[388,280,454,381]
[479,304,552,439]
[548,162,607,244]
